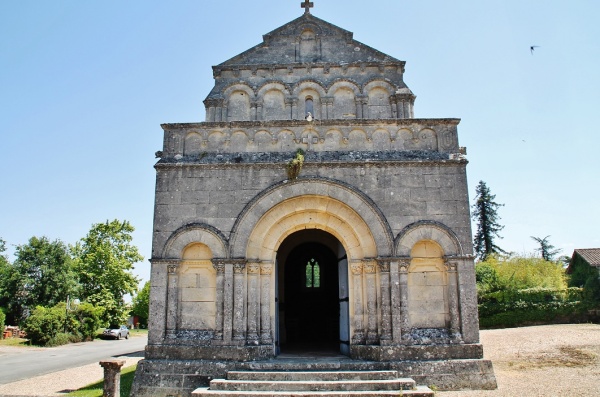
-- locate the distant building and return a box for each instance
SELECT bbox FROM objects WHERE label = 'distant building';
[568,248,600,277]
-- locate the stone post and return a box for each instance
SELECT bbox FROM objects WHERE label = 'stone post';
[166,263,179,336]
[398,259,410,341]
[364,259,378,344]
[350,261,365,344]
[446,261,461,338]
[377,258,392,344]
[233,261,247,341]
[212,260,226,340]
[99,359,125,397]
[246,261,260,345]
[260,262,273,344]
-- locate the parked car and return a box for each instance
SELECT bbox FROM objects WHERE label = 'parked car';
[103,325,130,340]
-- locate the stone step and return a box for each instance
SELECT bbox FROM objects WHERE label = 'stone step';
[226,371,401,381]
[209,379,416,392]
[192,370,434,397]
[193,387,435,396]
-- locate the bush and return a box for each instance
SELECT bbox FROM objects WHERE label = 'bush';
[23,305,66,346]
[0,308,6,338]
[478,287,590,328]
[477,255,567,292]
[71,302,104,341]
[47,332,71,347]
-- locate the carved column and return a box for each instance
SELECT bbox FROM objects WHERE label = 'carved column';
[260,262,273,344]
[389,259,402,343]
[223,262,234,341]
[320,98,328,119]
[404,102,410,119]
[364,259,378,344]
[325,97,334,118]
[166,263,179,336]
[398,259,410,341]
[389,96,398,119]
[446,261,461,338]
[222,104,228,122]
[355,97,363,119]
[396,100,405,119]
[251,101,258,121]
[285,98,293,120]
[350,261,364,344]
[291,98,298,119]
[256,101,264,121]
[246,262,260,345]
[378,258,392,344]
[233,261,246,341]
[212,260,226,340]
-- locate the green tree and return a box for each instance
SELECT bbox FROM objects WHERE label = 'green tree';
[1,237,78,324]
[472,181,505,261]
[0,238,11,316]
[531,235,561,262]
[23,304,66,346]
[73,220,142,326]
[131,281,150,327]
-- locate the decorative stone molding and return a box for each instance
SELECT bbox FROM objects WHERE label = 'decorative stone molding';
[350,262,363,275]
[260,263,273,275]
[167,264,179,275]
[377,258,391,272]
[363,260,377,274]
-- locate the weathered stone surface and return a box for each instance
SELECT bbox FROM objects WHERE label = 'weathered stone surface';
[135,3,496,397]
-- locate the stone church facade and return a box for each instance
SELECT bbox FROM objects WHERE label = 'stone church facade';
[132,4,496,396]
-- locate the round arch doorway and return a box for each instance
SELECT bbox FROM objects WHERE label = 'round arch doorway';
[276,230,350,356]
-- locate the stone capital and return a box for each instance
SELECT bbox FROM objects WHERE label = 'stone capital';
[363,259,377,274]
[260,263,273,275]
[377,258,392,272]
[167,264,179,275]
[350,262,363,275]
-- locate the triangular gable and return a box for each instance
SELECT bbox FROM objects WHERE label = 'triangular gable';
[218,13,401,66]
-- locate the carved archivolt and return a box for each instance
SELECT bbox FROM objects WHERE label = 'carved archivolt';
[395,221,463,257]
[162,223,229,259]
[230,178,394,259]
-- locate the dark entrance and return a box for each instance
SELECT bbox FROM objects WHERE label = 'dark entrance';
[276,230,346,354]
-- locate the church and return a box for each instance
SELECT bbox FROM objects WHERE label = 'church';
[132,2,496,396]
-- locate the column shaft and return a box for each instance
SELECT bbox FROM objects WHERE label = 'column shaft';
[378,259,392,343]
[246,262,260,344]
[212,261,225,340]
[233,262,246,340]
[223,263,234,342]
[260,263,273,344]
[399,260,410,341]
[364,260,378,344]
[350,261,364,344]
[166,264,179,335]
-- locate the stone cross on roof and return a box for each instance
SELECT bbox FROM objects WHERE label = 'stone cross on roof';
[301,0,314,14]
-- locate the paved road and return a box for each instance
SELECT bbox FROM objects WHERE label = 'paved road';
[0,336,147,384]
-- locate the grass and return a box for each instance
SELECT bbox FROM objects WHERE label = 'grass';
[0,337,31,347]
[67,364,137,397]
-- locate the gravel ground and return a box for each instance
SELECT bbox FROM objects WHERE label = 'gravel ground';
[438,323,600,397]
[0,324,598,397]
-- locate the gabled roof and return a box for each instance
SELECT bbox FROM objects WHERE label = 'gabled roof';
[573,248,600,267]
[218,13,401,67]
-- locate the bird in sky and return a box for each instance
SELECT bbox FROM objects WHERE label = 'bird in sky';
[530,45,540,55]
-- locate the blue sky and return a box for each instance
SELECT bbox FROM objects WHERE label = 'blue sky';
[1,1,599,284]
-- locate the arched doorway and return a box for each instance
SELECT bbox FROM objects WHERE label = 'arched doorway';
[276,230,349,355]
